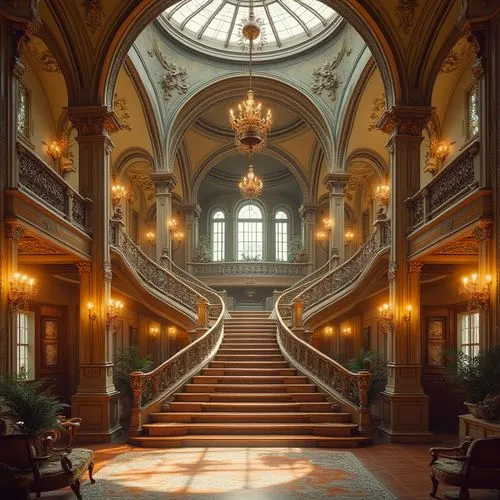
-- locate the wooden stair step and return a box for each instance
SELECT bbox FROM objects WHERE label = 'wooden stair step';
[175,393,327,402]
[129,435,371,448]
[191,375,308,384]
[165,401,337,412]
[202,368,297,376]
[209,361,289,368]
[217,349,281,355]
[143,422,358,437]
[184,384,316,393]
[215,355,284,361]
[150,412,351,424]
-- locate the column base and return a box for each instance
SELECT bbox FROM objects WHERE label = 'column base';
[378,391,433,443]
[71,390,122,443]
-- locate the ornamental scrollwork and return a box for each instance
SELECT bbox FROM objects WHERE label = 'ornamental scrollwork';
[310,43,350,102]
[409,261,424,274]
[472,223,494,242]
[148,46,189,102]
[394,0,419,34]
[5,223,25,241]
[81,0,106,34]
[388,261,398,281]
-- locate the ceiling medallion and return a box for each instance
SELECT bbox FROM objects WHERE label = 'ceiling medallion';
[229,0,272,154]
[239,155,263,199]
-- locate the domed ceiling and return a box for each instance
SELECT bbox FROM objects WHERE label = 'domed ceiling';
[160,0,341,60]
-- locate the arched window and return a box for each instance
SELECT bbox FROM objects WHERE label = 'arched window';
[237,203,263,260]
[275,210,289,261]
[211,210,225,261]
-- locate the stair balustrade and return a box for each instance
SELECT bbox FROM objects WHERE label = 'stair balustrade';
[109,224,226,435]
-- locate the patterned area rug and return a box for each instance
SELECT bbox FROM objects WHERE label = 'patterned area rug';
[81,448,397,499]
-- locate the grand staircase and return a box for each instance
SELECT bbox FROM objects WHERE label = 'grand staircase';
[129,311,370,448]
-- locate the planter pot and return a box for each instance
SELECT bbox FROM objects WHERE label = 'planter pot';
[464,402,480,418]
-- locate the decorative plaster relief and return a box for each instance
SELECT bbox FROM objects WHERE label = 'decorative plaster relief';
[18,237,65,255]
[440,37,472,73]
[130,174,156,202]
[81,0,106,34]
[23,37,59,72]
[368,95,385,132]
[148,47,189,101]
[113,93,131,132]
[310,44,350,102]
[237,17,267,52]
[395,0,419,34]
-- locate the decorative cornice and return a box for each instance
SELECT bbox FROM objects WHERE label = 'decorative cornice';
[67,106,120,137]
[377,106,433,136]
[323,171,351,193]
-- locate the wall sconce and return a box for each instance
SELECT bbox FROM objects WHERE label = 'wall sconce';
[168,219,184,252]
[375,182,390,215]
[43,139,67,163]
[403,304,413,322]
[168,326,177,337]
[149,326,160,337]
[145,231,156,244]
[345,231,354,244]
[323,326,333,336]
[87,302,97,321]
[460,273,492,311]
[342,326,352,336]
[316,217,333,252]
[434,140,455,162]
[106,298,124,329]
[167,218,178,233]
[9,272,37,311]
[322,218,333,231]
[111,182,127,218]
[378,303,393,333]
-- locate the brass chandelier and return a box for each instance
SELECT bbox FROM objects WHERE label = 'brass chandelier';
[239,155,263,199]
[229,0,272,154]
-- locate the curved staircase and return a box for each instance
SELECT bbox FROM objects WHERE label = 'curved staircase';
[129,311,370,448]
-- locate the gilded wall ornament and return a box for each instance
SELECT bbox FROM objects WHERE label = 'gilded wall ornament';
[148,47,189,101]
[440,38,471,73]
[113,93,131,132]
[311,44,349,101]
[395,0,419,34]
[368,95,385,131]
[409,261,424,274]
[237,17,267,52]
[76,261,92,274]
[5,222,25,241]
[472,224,494,242]
[81,0,105,34]
[24,39,59,72]
[18,237,64,255]
[130,174,156,201]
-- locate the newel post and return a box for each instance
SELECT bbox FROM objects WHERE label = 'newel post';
[129,371,143,436]
[357,370,371,434]
[197,297,209,329]
[292,298,312,343]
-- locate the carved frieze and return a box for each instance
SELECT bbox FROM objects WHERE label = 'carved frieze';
[394,0,419,34]
[18,237,65,255]
[432,237,479,256]
[311,43,349,101]
[148,47,189,101]
[409,261,424,274]
[130,174,155,201]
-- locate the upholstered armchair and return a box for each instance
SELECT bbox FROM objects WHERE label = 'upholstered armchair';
[429,436,500,499]
[0,418,95,500]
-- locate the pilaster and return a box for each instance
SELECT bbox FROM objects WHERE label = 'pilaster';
[68,106,121,442]
[151,172,176,264]
[183,202,201,264]
[378,105,433,442]
[299,203,318,270]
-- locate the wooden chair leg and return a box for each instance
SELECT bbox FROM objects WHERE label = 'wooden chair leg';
[70,478,82,500]
[88,460,96,484]
[430,473,439,497]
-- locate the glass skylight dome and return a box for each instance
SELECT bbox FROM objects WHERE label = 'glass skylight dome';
[160,0,342,60]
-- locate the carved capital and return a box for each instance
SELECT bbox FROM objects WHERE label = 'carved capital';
[151,172,176,194]
[66,106,120,137]
[388,261,398,281]
[377,106,433,136]
[323,171,350,194]
[472,223,494,242]
[76,261,91,274]
[298,203,318,218]
[182,203,201,219]
[103,262,113,281]
[409,261,424,274]
[5,222,25,241]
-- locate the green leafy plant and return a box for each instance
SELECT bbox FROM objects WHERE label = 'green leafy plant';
[192,235,212,263]
[343,349,387,404]
[445,346,500,404]
[477,394,500,421]
[0,374,67,437]
[288,236,308,263]
[114,345,153,399]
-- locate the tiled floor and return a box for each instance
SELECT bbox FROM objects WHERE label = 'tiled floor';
[28,435,499,499]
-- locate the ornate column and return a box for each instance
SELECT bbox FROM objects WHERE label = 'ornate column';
[299,203,317,270]
[183,202,201,265]
[0,4,37,373]
[151,172,176,265]
[68,106,121,442]
[324,172,350,264]
[378,106,433,442]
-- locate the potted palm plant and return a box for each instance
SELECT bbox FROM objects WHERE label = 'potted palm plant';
[0,374,67,455]
[445,346,500,418]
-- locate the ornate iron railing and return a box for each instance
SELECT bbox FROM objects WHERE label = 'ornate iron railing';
[188,261,309,278]
[275,294,371,432]
[407,141,480,233]
[110,223,202,317]
[298,218,390,315]
[17,142,90,232]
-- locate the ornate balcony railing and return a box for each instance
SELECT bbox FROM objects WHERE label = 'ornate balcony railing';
[17,143,90,232]
[109,225,226,434]
[275,294,371,433]
[298,218,390,315]
[110,223,203,318]
[188,261,310,278]
[406,141,480,233]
